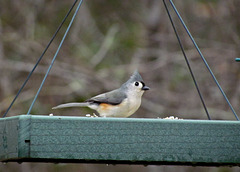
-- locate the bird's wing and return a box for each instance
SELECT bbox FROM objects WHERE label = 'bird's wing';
[86,89,127,105]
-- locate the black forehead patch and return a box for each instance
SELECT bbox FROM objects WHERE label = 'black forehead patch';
[141,81,145,87]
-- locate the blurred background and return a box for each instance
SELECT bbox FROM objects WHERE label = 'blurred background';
[1,0,240,171]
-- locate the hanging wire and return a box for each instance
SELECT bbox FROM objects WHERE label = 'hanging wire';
[27,0,83,115]
[168,0,239,121]
[163,0,211,120]
[2,0,79,118]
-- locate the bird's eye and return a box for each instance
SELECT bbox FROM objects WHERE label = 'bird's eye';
[135,82,139,86]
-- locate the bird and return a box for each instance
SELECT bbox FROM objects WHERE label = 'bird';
[52,70,150,117]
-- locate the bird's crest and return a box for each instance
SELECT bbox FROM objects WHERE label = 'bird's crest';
[121,70,144,88]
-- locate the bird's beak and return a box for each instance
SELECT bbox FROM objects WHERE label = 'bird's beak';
[142,85,150,91]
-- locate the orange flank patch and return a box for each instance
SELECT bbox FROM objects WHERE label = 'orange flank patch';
[98,103,123,115]
[99,103,113,111]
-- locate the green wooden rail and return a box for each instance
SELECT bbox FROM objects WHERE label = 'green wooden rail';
[0,115,240,166]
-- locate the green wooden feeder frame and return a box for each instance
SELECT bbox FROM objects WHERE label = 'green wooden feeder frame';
[1,115,240,166]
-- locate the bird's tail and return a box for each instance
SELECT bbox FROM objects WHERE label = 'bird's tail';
[52,102,89,109]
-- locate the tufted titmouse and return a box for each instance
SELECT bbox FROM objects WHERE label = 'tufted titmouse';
[52,71,149,117]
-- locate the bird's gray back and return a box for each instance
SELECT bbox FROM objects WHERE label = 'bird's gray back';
[86,88,127,105]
